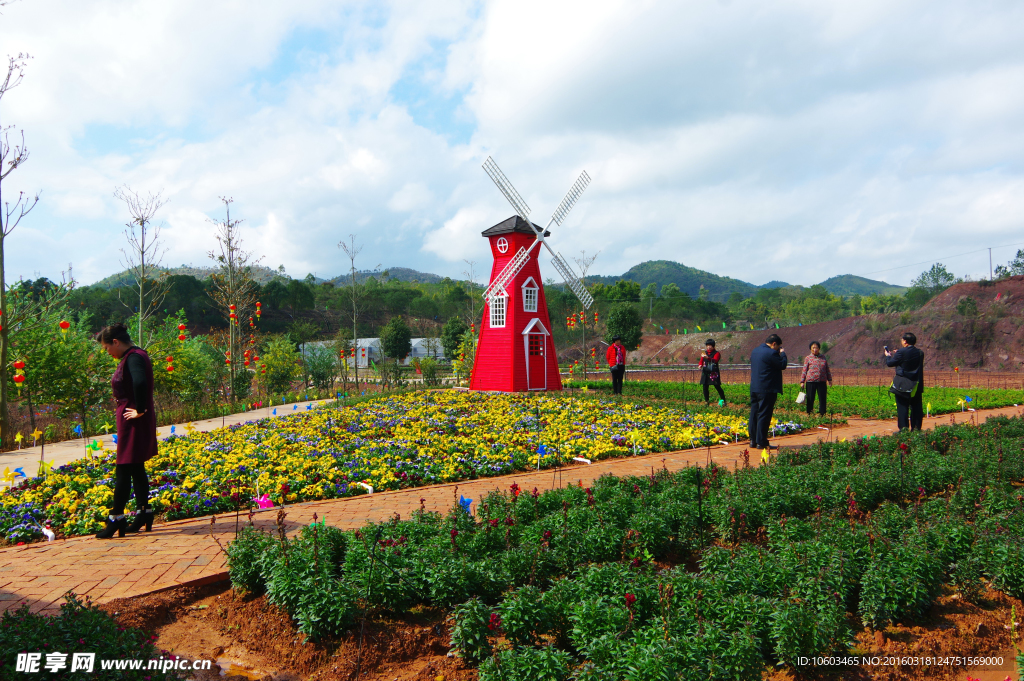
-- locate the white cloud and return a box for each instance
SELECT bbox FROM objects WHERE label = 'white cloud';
[2,0,1023,290]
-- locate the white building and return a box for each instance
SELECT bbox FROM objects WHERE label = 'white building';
[351,337,445,367]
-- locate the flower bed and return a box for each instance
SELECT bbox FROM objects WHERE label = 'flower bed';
[0,392,801,542]
[233,416,1024,679]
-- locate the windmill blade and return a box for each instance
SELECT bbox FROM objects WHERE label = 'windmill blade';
[548,251,595,310]
[482,156,531,222]
[550,170,591,226]
[482,245,532,302]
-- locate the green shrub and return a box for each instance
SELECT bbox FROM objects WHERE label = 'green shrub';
[295,577,356,641]
[478,646,573,681]
[227,525,276,595]
[451,597,494,663]
[0,593,170,679]
[498,585,549,647]
[770,596,845,664]
[859,540,943,627]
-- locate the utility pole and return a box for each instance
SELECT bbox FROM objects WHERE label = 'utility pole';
[339,235,362,393]
[573,250,599,380]
[989,247,993,281]
[463,259,477,323]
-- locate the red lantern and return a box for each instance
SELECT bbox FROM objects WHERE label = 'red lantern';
[178,334,186,341]
[178,324,186,331]
[166,356,173,362]
[226,359,231,365]
[59,320,70,332]
[166,366,175,372]
[13,374,24,384]
[13,360,25,370]
[244,360,250,366]
[229,304,236,311]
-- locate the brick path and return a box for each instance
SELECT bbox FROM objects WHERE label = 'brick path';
[0,406,1019,615]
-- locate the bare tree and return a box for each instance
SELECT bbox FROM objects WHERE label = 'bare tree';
[0,53,41,444]
[115,185,168,347]
[338,235,363,392]
[573,250,600,380]
[208,198,260,403]
[462,259,478,323]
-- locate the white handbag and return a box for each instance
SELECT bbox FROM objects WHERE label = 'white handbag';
[796,391,806,404]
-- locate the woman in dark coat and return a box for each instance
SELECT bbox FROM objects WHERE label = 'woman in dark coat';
[95,324,158,539]
[698,339,726,405]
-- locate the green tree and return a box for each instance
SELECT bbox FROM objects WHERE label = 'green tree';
[304,345,338,392]
[379,316,412,361]
[994,249,1024,279]
[910,263,960,297]
[452,331,476,385]
[604,304,644,351]
[258,336,300,394]
[441,316,467,359]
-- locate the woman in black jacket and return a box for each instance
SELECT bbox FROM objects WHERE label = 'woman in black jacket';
[884,332,924,431]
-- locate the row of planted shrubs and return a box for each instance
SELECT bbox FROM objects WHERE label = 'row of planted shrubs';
[227,416,1024,680]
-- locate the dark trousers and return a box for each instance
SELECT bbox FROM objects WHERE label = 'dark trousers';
[112,462,149,516]
[895,385,924,431]
[610,365,625,394]
[702,383,725,403]
[748,391,778,448]
[805,381,827,415]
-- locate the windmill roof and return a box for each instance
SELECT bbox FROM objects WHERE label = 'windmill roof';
[481,215,550,238]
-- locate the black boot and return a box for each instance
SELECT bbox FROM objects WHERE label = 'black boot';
[126,507,154,533]
[96,515,126,539]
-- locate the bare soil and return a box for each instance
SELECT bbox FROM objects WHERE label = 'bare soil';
[103,580,1021,681]
[620,276,1024,376]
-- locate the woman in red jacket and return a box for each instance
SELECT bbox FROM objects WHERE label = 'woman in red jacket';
[606,336,626,395]
[698,339,726,405]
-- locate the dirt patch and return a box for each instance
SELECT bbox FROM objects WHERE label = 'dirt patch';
[103,579,1021,681]
[103,583,476,681]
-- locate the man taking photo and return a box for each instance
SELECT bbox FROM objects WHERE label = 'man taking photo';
[749,334,787,453]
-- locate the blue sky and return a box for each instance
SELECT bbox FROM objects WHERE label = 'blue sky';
[3,0,1024,288]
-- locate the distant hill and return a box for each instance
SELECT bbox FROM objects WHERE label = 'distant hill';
[819,275,906,297]
[588,260,762,302]
[329,267,444,286]
[90,264,286,289]
[760,280,790,289]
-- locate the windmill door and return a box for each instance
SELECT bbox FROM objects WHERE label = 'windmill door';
[527,334,546,390]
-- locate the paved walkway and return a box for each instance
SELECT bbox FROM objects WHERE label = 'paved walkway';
[0,399,329,479]
[0,406,1019,615]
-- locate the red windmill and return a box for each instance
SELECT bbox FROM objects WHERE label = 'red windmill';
[470,157,594,392]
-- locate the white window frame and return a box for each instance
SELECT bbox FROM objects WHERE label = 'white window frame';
[490,293,507,328]
[521,277,538,313]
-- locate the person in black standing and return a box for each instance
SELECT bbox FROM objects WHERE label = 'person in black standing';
[698,339,726,405]
[95,323,158,539]
[885,332,924,431]
[748,334,788,450]
[606,336,626,395]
